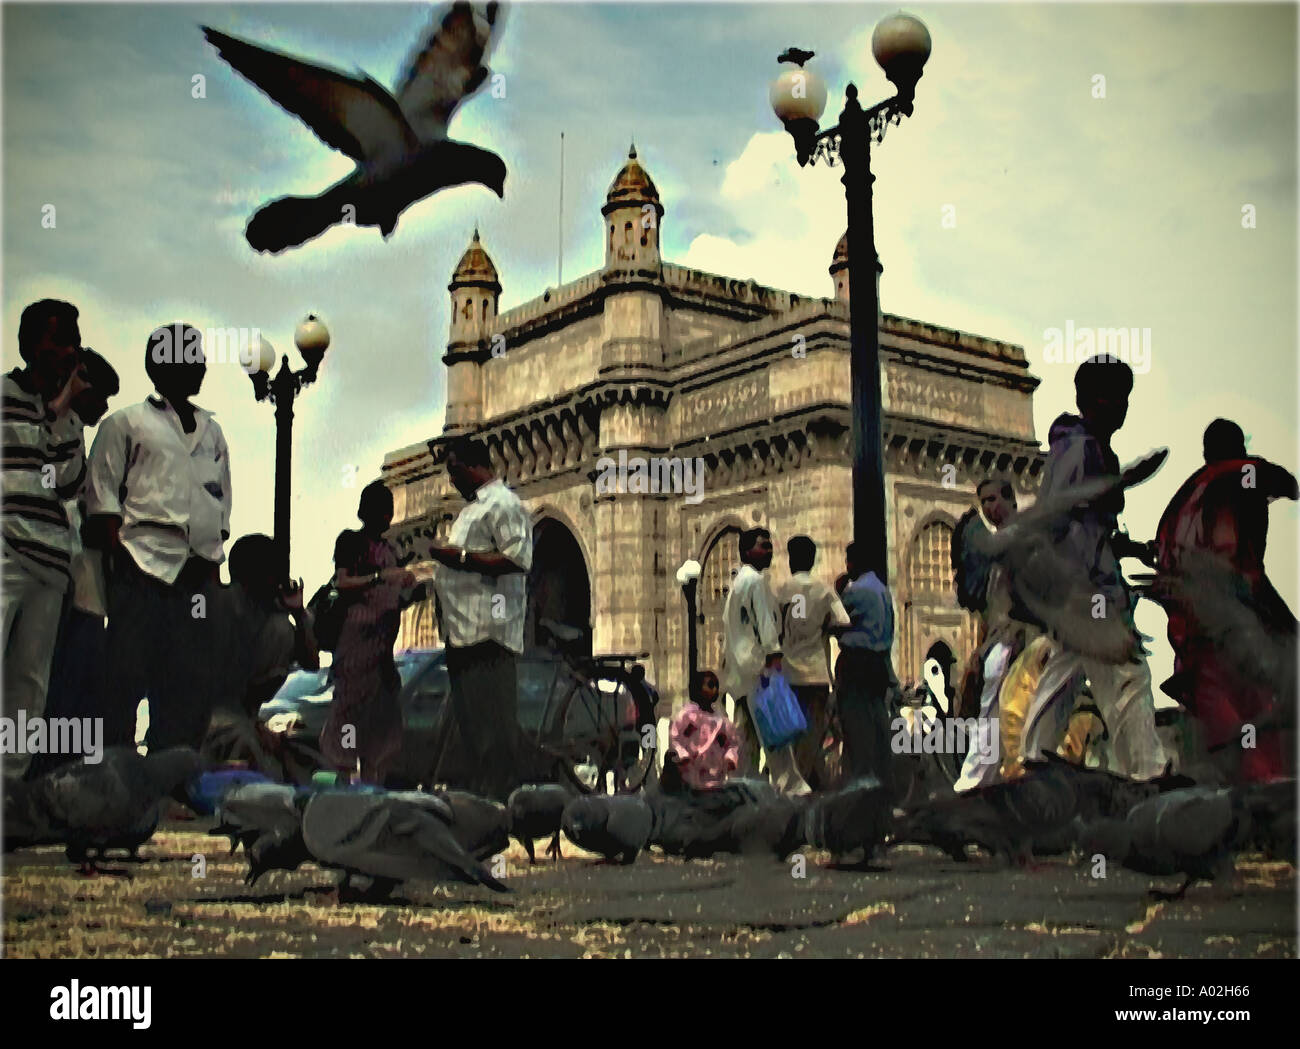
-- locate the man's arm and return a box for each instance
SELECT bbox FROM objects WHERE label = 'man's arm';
[426,493,531,577]
[217,427,233,543]
[754,578,783,667]
[83,414,127,551]
[277,579,320,672]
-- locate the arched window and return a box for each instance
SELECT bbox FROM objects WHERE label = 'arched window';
[698,527,741,683]
[909,520,954,599]
[481,298,488,321]
[609,224,615,251]
[624,220,633,244]
[899,519,957,683]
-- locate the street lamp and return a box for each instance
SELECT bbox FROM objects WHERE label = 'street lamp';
[245,314,332,577]
[769,11,931,582]
[676,559,702,700]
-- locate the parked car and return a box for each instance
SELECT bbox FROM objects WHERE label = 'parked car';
[258,646,657,793]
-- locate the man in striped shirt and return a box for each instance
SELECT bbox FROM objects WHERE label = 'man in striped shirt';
[2,299,92,780]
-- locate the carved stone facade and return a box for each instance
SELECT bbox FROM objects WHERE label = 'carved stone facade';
[382,146,1045,713]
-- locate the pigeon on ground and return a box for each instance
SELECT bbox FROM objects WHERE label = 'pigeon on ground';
[5,747,201,872]
[301,790,508,895]
[895,762,1083,865]
[202,2,508,254]
[801,778,893,865]
[1236,779,1295,865]
[506,783,571,863]
[561,794,653,864]
[211,782,314,885]
[1078,785,1252,898]
[434,788,510,861]
[646,778,802,860]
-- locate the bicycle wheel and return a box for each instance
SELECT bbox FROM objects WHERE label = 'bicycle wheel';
[554,664,656,795]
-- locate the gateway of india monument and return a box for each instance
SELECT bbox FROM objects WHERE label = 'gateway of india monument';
[382,146,1044,713]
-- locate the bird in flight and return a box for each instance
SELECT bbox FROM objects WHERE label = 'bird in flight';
[202,2,508,254]
[778,47,815,67]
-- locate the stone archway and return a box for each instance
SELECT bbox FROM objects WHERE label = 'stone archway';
[697,525,742,682]
[525,517,592,656]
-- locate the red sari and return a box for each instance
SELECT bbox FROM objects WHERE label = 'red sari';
[1155,457,1297,781]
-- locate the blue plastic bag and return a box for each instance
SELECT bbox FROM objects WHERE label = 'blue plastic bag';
[750,670,808,751]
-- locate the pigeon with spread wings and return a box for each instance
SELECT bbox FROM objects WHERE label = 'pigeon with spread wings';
[202,2,507,254]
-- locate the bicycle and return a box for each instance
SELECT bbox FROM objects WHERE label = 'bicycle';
[532,618,658,795]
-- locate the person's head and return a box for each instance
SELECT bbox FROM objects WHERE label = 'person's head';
[145,322,206,401]
[787,535,817,574]
[71,348,119,426]
[1073,354,1133,438]
[976,478,1017,528]
[1203,418,1247,464]
[738,527,773,570]
[692,670,720,711]
[228,533,280,604]
[845,540,877,581]
[357,480,394,534]
[443,436,494,500]
[18,299,81,396]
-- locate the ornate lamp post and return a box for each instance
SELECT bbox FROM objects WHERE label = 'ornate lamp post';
[245,315,332,577]
[676,559,702,699]
[769,11,931,581]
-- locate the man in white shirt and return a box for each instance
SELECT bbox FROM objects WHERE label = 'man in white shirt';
[721,527,810,795]
[86,323,232,751]
[775,535,850,791]
[424,436,532,801]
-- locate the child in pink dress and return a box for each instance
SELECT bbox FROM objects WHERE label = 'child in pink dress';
[666,670,740,792]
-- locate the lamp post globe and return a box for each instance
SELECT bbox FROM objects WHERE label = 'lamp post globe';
[294,313,330,354]
[871,11,931,99]
[294,313,330,371]
[241,333,276,376]
[770,63,828,165]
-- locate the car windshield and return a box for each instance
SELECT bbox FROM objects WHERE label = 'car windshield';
[275,667,331,701]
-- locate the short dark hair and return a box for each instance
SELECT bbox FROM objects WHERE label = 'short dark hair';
[787,535,817,571]
[334,528,366,573]
[1074,354,1133,403]
[228,533,278,588]
[144,322,204,387]
[18,299,79,361]
[976,478,1013,500]
[1203,418,1246,463]
[444,436,492,470]
[738,527,770,556]
[80,348,119,396]
[358,480,393,521]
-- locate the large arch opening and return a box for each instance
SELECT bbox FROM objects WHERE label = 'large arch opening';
[525,517,592,657]
[698,525,742,682]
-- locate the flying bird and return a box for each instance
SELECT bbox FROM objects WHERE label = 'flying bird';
[5,747,201,873]
[778,47,815,66]
[202,2,508,254]
[506,783,571,863]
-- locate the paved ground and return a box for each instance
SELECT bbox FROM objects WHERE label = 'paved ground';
[3,819,1295,958]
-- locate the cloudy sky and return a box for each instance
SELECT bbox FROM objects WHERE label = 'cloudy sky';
[3,1,1296,689]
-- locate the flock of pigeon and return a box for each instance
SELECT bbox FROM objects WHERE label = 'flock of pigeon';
[3,745,1294,904]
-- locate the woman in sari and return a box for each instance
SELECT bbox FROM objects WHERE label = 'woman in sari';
[320,482,426,785]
